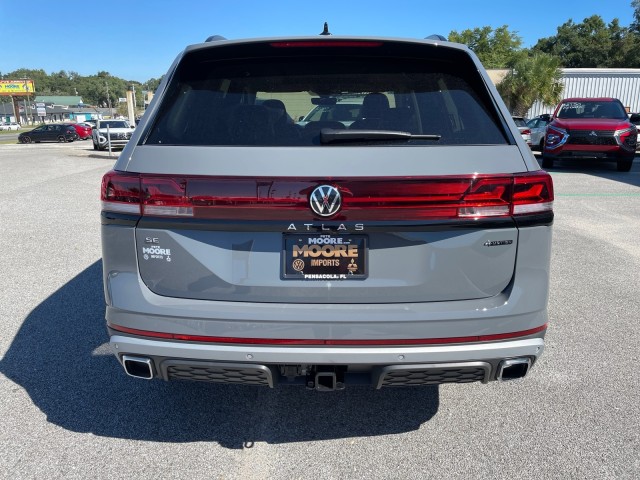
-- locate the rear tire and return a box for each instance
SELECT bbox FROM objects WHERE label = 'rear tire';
[541,155,554,169]
[58,135,66,143]
[617,158,633,172]
[538,140,544,152]
[93,142,98,150]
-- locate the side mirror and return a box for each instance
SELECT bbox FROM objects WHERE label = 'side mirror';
[298,116,304,121]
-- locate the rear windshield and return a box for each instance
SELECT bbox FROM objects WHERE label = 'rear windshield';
[145,41,509,147]
[557,100,628,120]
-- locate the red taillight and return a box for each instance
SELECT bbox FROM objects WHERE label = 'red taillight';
[512,172,554,215]
[521,129,531,135]
[101,171,141,214]
[458,177,511,217]
[141,177,193,216]
[101,171,553,220]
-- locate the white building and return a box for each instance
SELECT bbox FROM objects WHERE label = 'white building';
[488,68,640,118]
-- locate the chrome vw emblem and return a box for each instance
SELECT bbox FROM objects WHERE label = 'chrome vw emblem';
[309,185,341,217]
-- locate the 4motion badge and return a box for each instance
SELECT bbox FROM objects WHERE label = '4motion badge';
[484,240,514,247]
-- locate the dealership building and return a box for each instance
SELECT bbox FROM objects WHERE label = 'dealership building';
[489,68,640,117]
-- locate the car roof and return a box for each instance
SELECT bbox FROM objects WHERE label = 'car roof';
[183,35,469,54]
[561,97,618,102]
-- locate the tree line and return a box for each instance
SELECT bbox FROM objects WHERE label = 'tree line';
[0,68,162,108]
[448,2,640,116]
[3,3,640,117]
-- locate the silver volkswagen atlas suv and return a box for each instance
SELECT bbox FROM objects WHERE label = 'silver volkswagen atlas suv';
[101,34,554,390]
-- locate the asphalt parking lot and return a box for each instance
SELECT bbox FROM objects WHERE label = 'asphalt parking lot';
[0,142,639,479]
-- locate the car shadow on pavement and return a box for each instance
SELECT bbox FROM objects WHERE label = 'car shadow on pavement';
[0,261,439,449]
[534,153,640,188]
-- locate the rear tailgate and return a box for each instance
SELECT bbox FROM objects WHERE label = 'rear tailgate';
[103,145,553,304]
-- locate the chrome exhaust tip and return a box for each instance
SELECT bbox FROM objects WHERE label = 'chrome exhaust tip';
[122,355,154,380]
[497,358,531,381]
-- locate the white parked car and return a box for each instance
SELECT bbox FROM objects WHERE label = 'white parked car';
[0,122,21,131]
[92,119,134,150]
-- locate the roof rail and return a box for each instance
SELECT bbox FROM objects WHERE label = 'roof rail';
[205,35,227,42]
[425,34,447,41]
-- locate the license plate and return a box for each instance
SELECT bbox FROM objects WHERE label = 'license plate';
[282,234,367,280]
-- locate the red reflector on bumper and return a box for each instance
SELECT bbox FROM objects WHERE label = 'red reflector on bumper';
[108,323,547,346]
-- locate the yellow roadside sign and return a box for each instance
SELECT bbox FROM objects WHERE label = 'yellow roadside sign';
[0,80,35,96]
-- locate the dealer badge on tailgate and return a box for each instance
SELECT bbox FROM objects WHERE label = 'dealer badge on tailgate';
[282,234,367,280]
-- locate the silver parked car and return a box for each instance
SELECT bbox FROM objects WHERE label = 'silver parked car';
[527,114,551,151]
[101,34,554,390]
[512,116,532,146]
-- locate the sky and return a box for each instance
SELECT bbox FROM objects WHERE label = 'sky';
[0,0,636,83]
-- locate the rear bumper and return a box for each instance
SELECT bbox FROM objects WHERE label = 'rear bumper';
[98,140,130,147]
[544,145,635,160]
[109,334,544,387]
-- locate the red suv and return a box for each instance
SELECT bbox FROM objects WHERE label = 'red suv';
[542,97,637,171]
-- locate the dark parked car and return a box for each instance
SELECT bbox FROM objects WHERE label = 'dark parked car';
[18,124,78,143]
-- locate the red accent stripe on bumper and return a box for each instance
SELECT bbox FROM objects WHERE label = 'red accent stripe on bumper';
[108,323,547,346]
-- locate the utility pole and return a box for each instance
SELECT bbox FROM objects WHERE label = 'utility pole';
[20,77,32,124]
[105,82,113,117]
